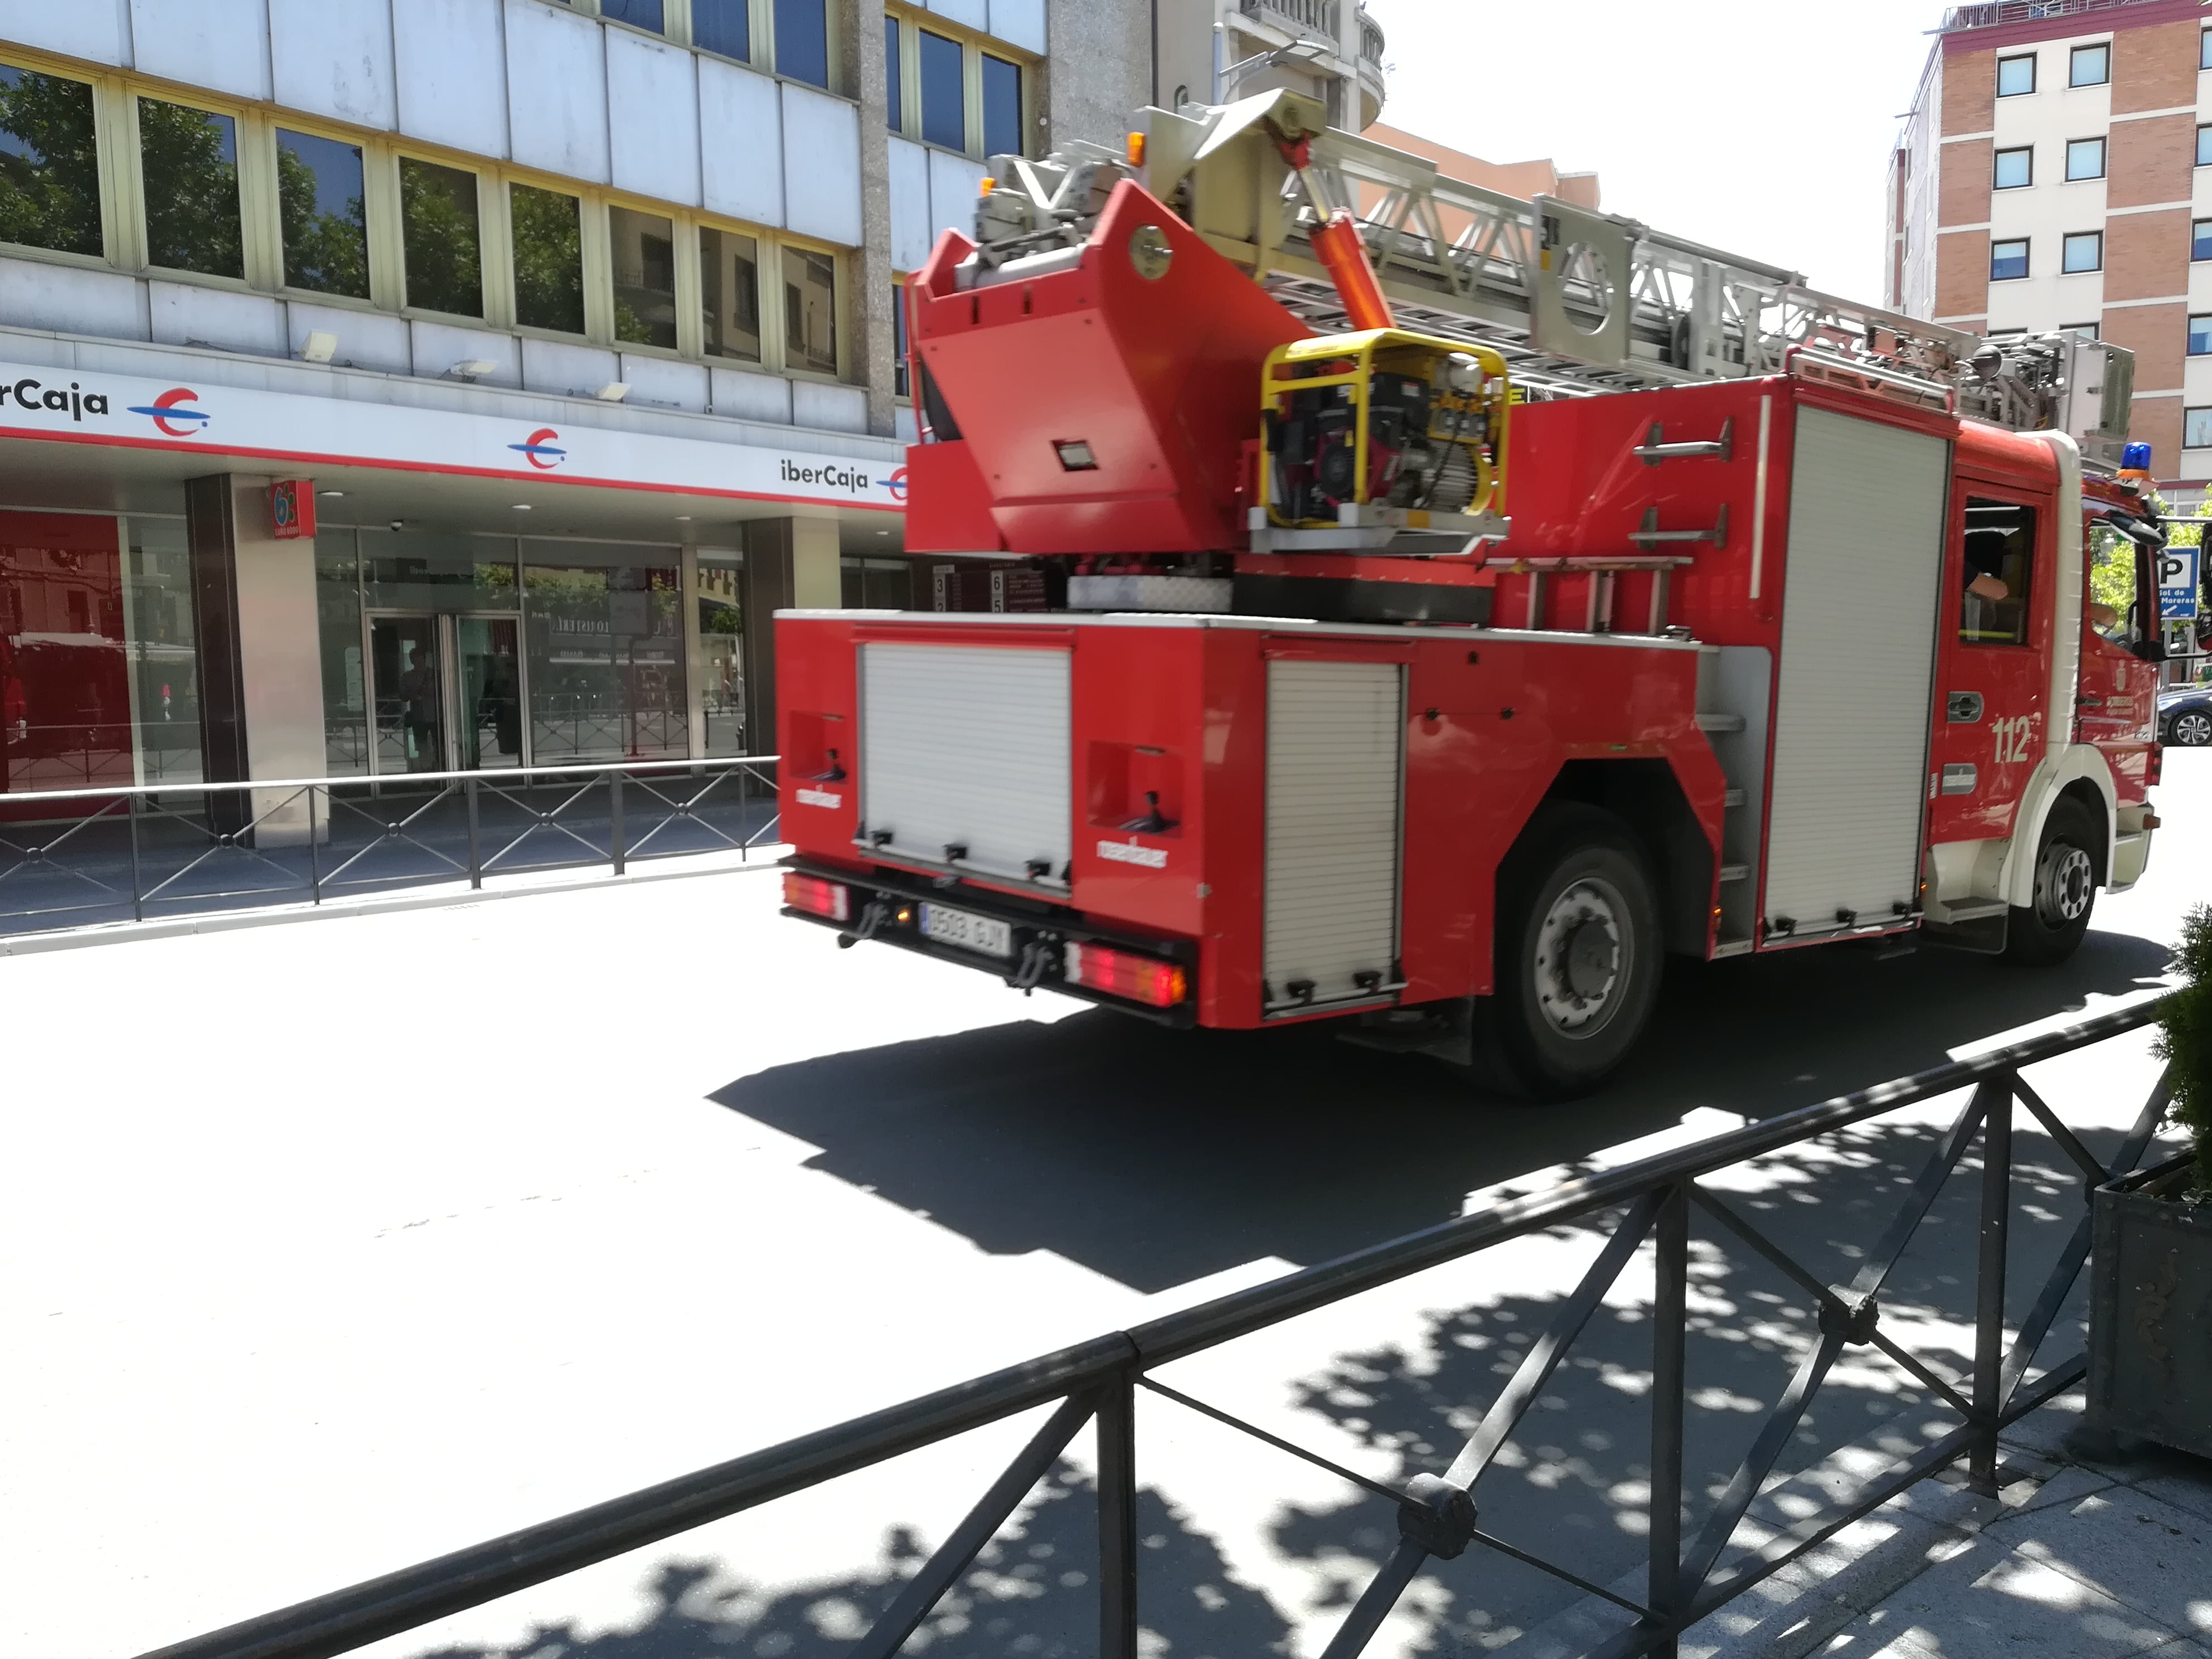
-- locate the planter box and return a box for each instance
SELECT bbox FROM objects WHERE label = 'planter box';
[2088,1156,2212,1459]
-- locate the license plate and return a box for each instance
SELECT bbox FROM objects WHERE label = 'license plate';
[920,903,1014,958]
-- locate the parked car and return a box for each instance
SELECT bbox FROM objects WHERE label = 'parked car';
[2162,682,2212,746]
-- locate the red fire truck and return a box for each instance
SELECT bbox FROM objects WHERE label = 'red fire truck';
[774,94,2167,1098]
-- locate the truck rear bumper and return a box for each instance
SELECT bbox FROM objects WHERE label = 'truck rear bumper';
[779,857,1201,1028]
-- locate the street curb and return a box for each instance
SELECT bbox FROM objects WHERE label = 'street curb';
[0,847,792,957]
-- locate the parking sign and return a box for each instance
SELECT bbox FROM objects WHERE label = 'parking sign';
[2161,546,2201,620]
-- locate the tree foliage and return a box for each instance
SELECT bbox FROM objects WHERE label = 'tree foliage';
[138,99,242,279]
[0,68,102,257]
[2156,904,2212,1194]
[399,158,482,318]
[276,139,367,298]
[512,183,583,334]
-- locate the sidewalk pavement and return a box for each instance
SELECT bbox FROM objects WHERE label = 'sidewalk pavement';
[1695,1391,2212,1659]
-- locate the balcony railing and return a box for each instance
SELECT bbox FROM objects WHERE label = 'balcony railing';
[1359,6,1385,66]
[1239,0,1342,41]
[1943,0,2167,29]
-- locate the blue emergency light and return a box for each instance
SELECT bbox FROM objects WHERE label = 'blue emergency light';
[2122,441,2152,470]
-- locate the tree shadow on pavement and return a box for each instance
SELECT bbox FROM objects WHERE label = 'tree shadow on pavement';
[715,926,2171,1292]
[407,1468,1295,1659]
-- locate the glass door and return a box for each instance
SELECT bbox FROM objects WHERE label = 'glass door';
[367,615,445,774]
[455,614,526,770]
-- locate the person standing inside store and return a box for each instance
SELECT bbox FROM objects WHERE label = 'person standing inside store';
[398,639,439,772]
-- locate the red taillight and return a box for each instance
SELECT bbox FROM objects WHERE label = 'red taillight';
[1064,941,1188,1007]
[2146,745,2162,788]
[784,872,850,921]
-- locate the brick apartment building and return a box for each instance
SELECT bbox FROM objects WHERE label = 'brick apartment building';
[1889,0,2212,491]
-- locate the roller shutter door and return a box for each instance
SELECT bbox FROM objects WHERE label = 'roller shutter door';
[858,643,1071,887]
[1264,659,1405,1012]
[1763,408,1948,938]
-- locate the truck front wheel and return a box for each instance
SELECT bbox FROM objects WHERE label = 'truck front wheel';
[1478,804,1664,1101]
[2003,797,2099,967]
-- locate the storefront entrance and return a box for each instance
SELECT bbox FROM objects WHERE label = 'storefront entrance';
[366,613,525,774]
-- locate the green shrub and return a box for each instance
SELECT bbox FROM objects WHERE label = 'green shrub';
[2157,904,2212,1194]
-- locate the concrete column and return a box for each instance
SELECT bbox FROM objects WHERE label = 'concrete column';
[183,474,327,844]
[740,516,842,757]
[846,0,899,439]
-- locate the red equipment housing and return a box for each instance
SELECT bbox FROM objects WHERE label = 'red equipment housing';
[904,179,1310,557]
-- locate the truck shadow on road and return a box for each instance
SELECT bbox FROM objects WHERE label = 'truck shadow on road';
[715,926,2171,1294]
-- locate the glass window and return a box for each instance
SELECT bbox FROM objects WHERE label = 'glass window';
[783,243,837,375]
[357,527,517,613]
[2192,313,2212,355]
[2065,137,2104,181]
[1991,238,2029,280]
[2197,221,2212,261]
[511,183,584,334]
[0,65,103,258]
[2069,43,2109,86]
[123,517,201,787]
[138,99,242,279]
[696,550,745,755]
[599,0,662,30]
[1997,54,2035,96]
[1993,147,2031,189]
[2064,322,2098,340]
[0,512,131,794]
[2200,125,2212,167]
[892,279,908,398]
[919,30,964,151]
[885,17,901,132]
[609,204,677,350]
[314,528,366,777]
[2204,30,2212,71]
[2061,231,2102,273]
[399,156,483,317]
[774,0,830,89]
[700,224,761,362]
[522,541,685,764]
[841,556,911,608]
[2187,407,2212,449]
[276,129,368,298]
[1961,498,2035,646]
[982,54,1021,159]
[695,0,749,60]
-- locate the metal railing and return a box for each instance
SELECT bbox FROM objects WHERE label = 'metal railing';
[137,999,2177,1659]
[1943,0,2164,30]
[0,755,782,938]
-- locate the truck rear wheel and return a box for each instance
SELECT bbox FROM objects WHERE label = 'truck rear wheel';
[2003,797,2099,967]
[1478,804,1663,1101]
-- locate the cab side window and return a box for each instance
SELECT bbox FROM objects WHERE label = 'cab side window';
[1961,497,2035,646]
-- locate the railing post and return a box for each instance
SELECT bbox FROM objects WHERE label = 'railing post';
[308,787,322,905]
[126,790,144,923]
[1971,1074,2014,1494]
[464,776,482,890]
[1098,1372,1139,1659]
[609,769,626,876]
[1647,1180,1690,1658]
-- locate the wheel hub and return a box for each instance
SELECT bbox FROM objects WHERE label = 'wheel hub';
[1535,879,1628,1037]
[2176,711,2212,746]
[2035,841,2094,926]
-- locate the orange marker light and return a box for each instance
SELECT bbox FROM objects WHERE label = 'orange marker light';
[1126,131,1146,167]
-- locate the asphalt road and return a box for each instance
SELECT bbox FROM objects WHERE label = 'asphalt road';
[3,754,2202,1659]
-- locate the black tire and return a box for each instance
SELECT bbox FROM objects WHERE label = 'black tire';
[2171,709,2212,747]
[2003,796,2100,967]
[1476,803,1665,1101]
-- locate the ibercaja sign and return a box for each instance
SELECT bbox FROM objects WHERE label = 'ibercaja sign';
[269,479,316,540]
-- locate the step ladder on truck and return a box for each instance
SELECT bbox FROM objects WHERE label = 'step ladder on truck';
[774,91,2169,1099]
